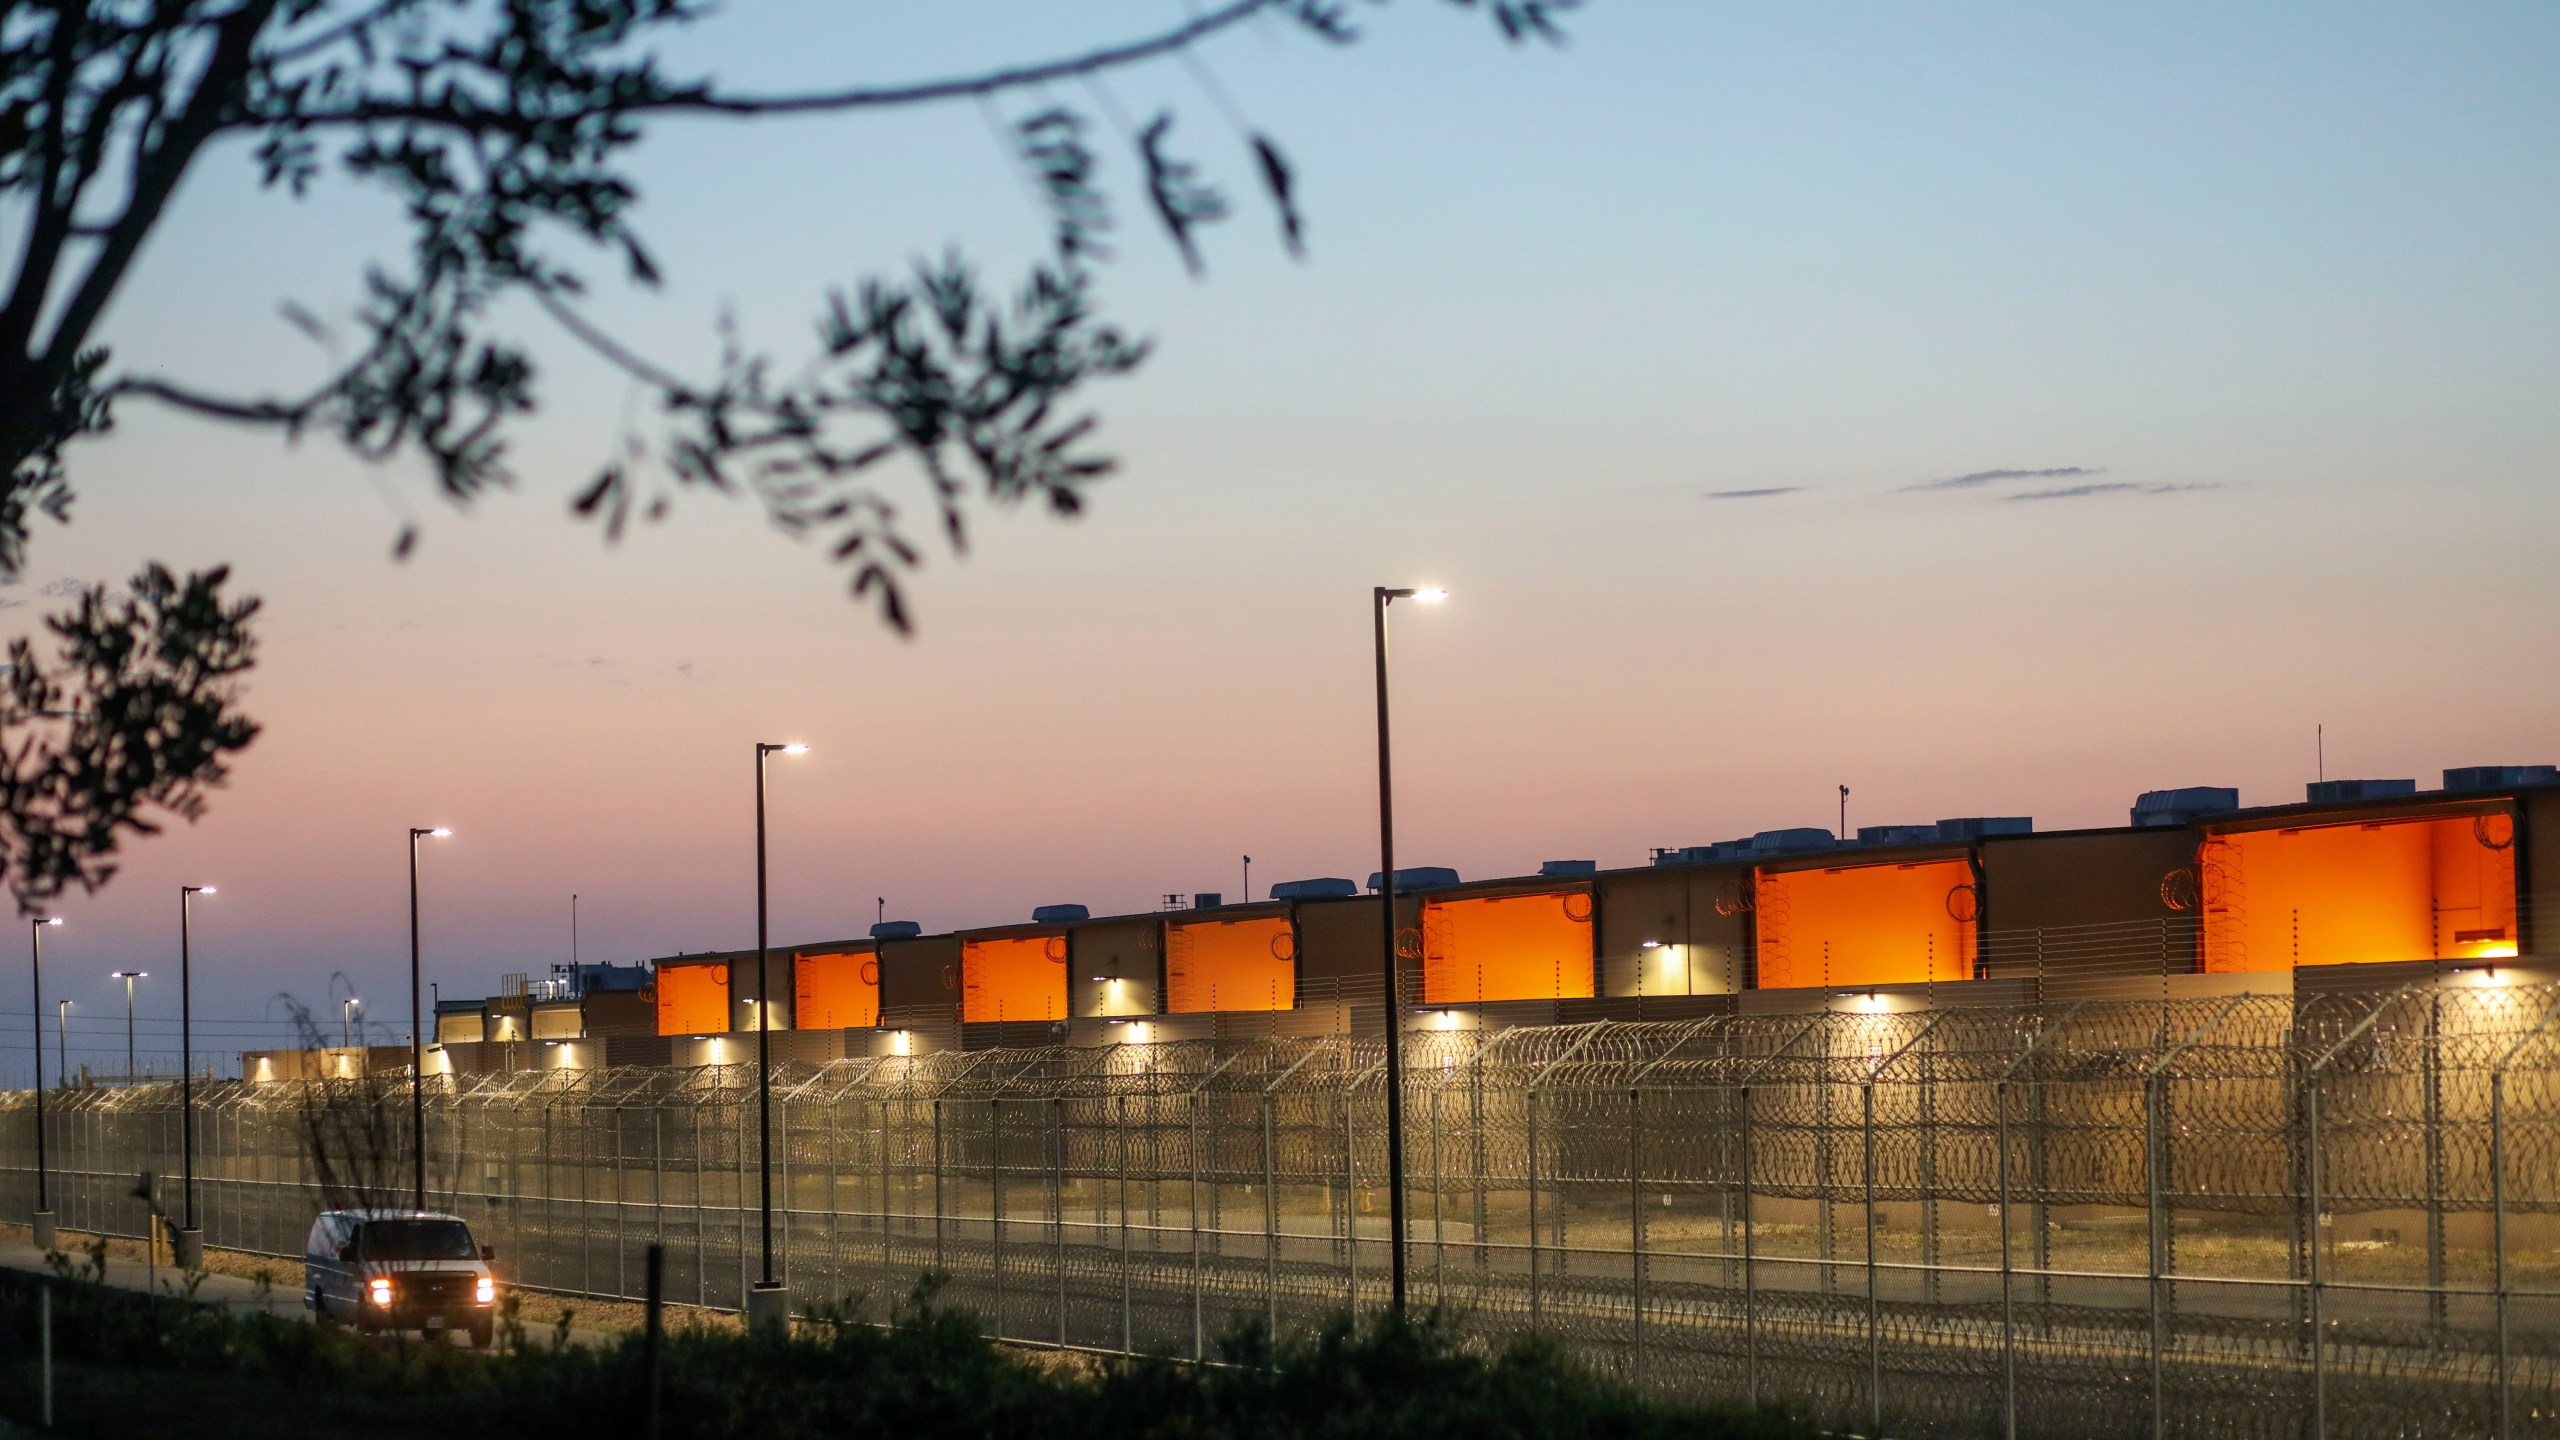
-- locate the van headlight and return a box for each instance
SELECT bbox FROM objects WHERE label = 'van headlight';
[368,1277,394,1307]
[475,1277,495,1305]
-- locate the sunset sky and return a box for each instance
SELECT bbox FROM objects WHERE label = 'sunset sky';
[7,2,2554,1082]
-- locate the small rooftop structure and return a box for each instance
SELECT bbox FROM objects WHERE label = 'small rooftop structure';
[1030,904,1090,924]
[2306,778,2417,804]
[2445,765,2557,792]
[1367,866,1461,894]
[1270,877,1358,901]
[2132,787,2238,828]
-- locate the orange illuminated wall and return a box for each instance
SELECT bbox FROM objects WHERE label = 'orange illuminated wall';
[1421,891,1595,1005]
[962,935,1067,1022]
[655,963,730,1037]
[1754,859,1977,990]
[2200,813,2519,973]
[794,949,880,1030]
[1166,915,1295,1013]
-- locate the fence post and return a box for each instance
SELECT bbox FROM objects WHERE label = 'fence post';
[1526,1087,1542,1336]
[1742,1083,1758,1409]
[1119,1092,1133,1354]
[931,1098,944,1272]
[2146,1074,2165,1440]
[1055,1094,1068,1349]
[1863,1080,1880,1439]
[1630,1085,1646,1389]
[1998,1078,2016,1440]
[1431,1085,1445,1303]
[991,1098,1006,1342]
[2307,1079,2325,1440]
[1189,1092,1204,1362]
[2492,1069,2509,1440]
[1264,1091,1279,1343]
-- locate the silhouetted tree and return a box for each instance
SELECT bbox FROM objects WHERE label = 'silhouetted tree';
[0,1,1574,905]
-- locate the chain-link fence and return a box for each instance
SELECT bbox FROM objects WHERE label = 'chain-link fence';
[4,985,2557,1440]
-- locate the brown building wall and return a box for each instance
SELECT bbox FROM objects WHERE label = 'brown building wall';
[2527,790,2560,953]
[1294,894,1422,1001]
[1980,829,2196,935]
[1069,917,1162,1017]
[878,935,962,1018]
[1596,865,1750,997]
[581,990,655,1038]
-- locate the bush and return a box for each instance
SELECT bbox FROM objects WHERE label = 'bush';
[0,1262,1814,1440]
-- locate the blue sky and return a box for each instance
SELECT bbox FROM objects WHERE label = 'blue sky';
[7,2,2555,1079]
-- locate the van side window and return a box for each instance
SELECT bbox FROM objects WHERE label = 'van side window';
[306,1216,336,1258]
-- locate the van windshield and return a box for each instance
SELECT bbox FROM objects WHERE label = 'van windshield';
[360,1219,477,1261]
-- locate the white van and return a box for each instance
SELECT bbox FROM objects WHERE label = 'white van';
[304,1209,500,1346]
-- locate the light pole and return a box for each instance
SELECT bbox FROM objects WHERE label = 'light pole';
[408,827,451,1210]
[177,885,214,1270]
[749,740,808,1332]
[29,917,62,1250]
[110,970,146,1082]
[55,1001,69,1091]
[1372,583,1445,1314]
[342,997,359,1048]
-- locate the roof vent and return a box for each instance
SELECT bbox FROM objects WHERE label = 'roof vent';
[2306,778,2416,804]
[2444,765,2558,792]
[1030,903,1089,924]
[1936,816,2032,839]
[1538,860,1597,877]
[1750,828,1836,855]
[1270,877,1358,902]
[1366,866,1461,894]
[869,920,922,940]
[1856,824,1940,845]
[2131,787,2238,827]
[1193,892,1224,910]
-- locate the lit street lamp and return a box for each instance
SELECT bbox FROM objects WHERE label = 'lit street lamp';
[55,1001,69,1091]
[29,917,62,1250]
[342,996,359,1048]
[1371,583,1445,1313]
[408,827,451,1210]
[749,740,808,1332]
[110,970,147,1083]
[178,885,214,1270]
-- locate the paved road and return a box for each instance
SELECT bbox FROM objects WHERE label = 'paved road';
[0,1241,618,1349]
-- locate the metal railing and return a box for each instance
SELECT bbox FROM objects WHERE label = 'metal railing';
[4,987,2557,1440]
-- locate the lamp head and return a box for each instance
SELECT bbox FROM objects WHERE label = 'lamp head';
[1412,587,1449,603]
[39,916,60,927]
[185,884,214,896]
[761,741,810,756]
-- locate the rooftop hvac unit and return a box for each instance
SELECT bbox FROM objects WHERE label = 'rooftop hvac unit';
[1193,892,1224,910]
[1269,877,1358,901]
[1538,860,1598,877]
[1366,866,1461,894]
[1936,816,2032,839]
[1750,828,1836,855]
[1857,824,1942,845]
[2131,787,2239,827]
[2305,778,2417,804]
[2444,765,2558,792]
[869,920,922,940]
[1030,904,1089,924]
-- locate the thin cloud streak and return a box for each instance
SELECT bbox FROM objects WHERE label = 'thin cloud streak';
[2007,481,2223,502]
[1905,466,2103,492]
[1702,486,1807,500]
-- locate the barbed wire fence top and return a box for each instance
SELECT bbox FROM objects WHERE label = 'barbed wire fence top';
[5,987,2559,1440]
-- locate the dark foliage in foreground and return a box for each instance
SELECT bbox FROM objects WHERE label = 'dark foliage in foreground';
[0,1262,1812,1440]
